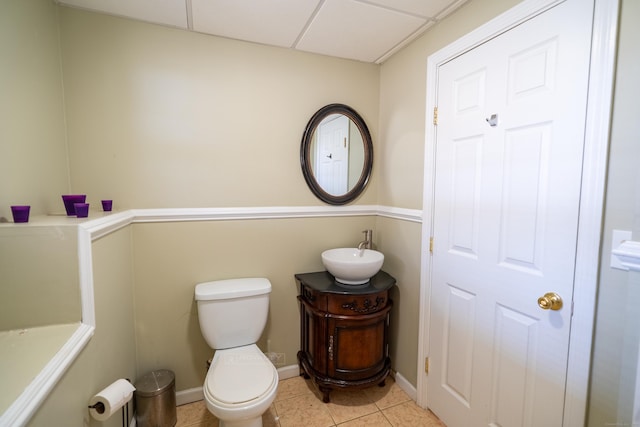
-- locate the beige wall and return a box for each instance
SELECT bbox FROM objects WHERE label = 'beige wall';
[0,0,70,218]
[58,7,379,209]
[132,217,376,391]
[375,217,423,385]
[28,227,136,427]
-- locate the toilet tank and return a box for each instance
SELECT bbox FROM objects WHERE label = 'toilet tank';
[195,278,271,350]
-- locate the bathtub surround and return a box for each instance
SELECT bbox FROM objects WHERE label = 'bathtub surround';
[0,323,79,414]
[0,225,81,330]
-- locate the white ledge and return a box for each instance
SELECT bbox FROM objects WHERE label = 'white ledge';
[612,240,640,272]
[0,324,94,427]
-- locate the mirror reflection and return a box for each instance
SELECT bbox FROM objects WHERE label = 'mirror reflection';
[309,114,365,196]
[301,104,373,205]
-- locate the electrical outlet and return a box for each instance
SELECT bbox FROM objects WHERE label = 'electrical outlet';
[266,352,286,366]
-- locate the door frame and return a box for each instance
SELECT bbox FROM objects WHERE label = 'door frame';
[417,0,619,425]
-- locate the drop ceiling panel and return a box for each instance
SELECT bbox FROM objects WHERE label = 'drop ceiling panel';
[296,0,427,63]
[190,0,320,48]
[57,0,188,28]
[364,0,461,18]
[55,0,469,64]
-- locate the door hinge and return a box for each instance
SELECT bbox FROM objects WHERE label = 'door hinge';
[433,107,438,126]
[429,237,434,254]
[425,357,429,374]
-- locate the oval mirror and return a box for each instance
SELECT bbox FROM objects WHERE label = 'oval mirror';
[300,104,373,205]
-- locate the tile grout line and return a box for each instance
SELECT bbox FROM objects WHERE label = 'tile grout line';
[176,376,430,427]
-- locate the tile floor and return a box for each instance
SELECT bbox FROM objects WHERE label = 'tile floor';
[176,375,446,427]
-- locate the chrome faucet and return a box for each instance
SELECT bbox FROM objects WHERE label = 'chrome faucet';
[357,229,373,250]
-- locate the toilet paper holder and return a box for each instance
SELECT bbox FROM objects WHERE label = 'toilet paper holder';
[88,401,130,427]
[88,400,130,427]
[88,378,134,427]
[88,401,106,413]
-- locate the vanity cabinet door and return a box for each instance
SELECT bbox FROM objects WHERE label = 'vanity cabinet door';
[327,304,391,381]
[298,295,329,374]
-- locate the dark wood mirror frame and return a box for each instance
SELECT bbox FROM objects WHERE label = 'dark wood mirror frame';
[300,104,373,205]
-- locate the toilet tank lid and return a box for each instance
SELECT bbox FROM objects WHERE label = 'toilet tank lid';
[195,278,271,301]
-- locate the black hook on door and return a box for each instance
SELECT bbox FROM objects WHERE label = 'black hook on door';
[486,114,499,127]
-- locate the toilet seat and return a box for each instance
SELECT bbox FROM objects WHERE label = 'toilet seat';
[205,344,276,405]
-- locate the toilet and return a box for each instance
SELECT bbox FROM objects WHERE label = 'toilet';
[195,278,278,427]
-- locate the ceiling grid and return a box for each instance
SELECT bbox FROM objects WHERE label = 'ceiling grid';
[56,0,469,63]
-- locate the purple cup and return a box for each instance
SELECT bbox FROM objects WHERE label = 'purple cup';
[74,203,89,218]
[101,200,113,212]
[11,205,30,223]
[62,195,86,216]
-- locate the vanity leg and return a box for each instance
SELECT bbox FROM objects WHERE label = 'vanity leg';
[298,366,310,379]
[319,387,331,403]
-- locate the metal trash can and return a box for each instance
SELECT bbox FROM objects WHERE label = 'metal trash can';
[135,369,177,427]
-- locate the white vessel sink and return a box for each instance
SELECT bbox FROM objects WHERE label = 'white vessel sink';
[321,248,384,285]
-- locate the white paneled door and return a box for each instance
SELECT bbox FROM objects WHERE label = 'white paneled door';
[315,114,349,196]
[427,0,594,426]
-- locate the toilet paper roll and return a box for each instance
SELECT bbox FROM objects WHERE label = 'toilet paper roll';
[89,379,135,421]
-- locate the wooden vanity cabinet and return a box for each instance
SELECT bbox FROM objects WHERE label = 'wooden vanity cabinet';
[295,271,396,402]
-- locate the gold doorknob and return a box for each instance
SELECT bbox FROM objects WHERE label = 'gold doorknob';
[538,292,563,311]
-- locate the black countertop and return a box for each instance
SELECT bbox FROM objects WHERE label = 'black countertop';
[295,271,396,295]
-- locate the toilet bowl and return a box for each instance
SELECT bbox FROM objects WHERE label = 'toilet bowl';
[203,344,278,427]
[195,278,278,427]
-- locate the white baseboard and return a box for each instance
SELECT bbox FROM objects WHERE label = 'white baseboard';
[175,365,416,408]
[276,364,300,380]
[176,387,204,406]
[392,371,417,401]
